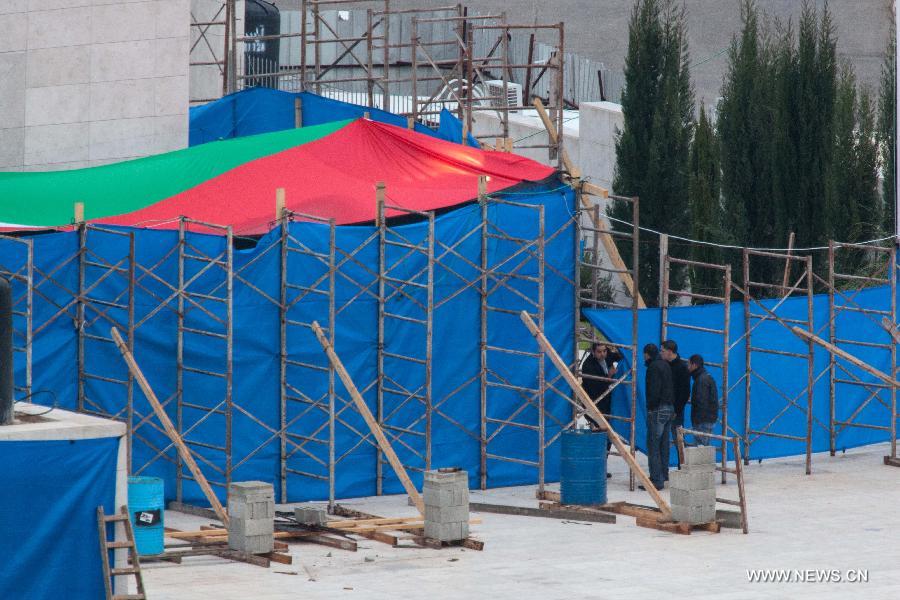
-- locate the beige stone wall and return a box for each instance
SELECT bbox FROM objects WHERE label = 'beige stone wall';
[0,0,190,172]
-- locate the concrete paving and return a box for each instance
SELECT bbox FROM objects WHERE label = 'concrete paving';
[144,442,900,599]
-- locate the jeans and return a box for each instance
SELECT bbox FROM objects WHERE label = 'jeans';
[646,404,674,489]
[693,421,715,446]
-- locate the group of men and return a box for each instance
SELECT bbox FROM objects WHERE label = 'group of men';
[579,340,719,491]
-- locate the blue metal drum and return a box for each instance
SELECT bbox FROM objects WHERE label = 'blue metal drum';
[560,430,608,505]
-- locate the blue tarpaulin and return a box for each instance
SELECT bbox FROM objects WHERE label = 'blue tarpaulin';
[189,88,480,148]
[0,437,119,599]
[584,285,895,463]
[5,180,573,504]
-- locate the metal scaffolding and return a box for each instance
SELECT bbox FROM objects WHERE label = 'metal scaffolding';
[0,235,32,402]
[175,219,234,501]
[823,242,897,459]
[737,249,818,473]
[660,253,731,482]
[575,193,640,491]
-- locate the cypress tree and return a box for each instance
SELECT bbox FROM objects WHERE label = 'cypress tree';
[688,105,723,299]
[611,0,693,304]
[826,62,861,246]
[879,27,896,237]
[854,87,881,242]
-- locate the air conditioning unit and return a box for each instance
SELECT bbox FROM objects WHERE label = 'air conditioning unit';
[484,80,523,113]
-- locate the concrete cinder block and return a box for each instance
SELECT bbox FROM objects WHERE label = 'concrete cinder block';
[228,532,274,554]
[230,481,274,496]
[669,468,716,492]
[672,503,717,525]
[228,516,274,537]
[423,486,469,508]
[424,469,468,486]
[684,445,716,467]
[424,520,468,542]
[424,503,469,524]
[670,487,717,508]
[294,505,328,525]
[716,509,743,529]
[228,499,274,520]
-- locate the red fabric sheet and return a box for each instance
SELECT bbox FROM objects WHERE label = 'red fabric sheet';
[97,119,554,234]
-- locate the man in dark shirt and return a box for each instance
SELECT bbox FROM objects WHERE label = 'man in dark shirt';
[641,343,675,490]
[580,343,623,467]
[661,340,690,464]
[688,354,719,445]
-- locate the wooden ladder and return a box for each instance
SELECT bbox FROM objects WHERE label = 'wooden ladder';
[97,505,147,600]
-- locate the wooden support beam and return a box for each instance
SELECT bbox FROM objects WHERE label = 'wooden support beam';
[781,232,795,295]
[74,202,84,224]
[534,100,645,309]
[519,311,672,518]
[111,327,229,526]
[469,502,615,524]
[533,97,579,177]
[375,182,386,227]
[275,188,286,221]
[791,326,900,388]
[294,97,303,128]
[311,321,426,516]
[882,316,900,346]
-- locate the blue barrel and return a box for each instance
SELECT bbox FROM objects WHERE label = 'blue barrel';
[560,430,608,505]
[128,476,164,556]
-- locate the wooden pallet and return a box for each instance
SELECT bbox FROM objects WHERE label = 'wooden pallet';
[329,504,484,550]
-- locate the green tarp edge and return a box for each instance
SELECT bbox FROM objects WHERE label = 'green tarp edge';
[0,119,350,227]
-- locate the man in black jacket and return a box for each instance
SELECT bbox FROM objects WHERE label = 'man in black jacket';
[661,340,690,462]
[580,343,623,465]
[642,343,674,490]
[688,354,719,445]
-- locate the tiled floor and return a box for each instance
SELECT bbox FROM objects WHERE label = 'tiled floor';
[142,442,900,599]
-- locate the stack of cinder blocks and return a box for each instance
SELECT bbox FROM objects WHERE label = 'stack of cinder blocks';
[228,481,275,554]
[423,468,469,543]
[670,446,716,524]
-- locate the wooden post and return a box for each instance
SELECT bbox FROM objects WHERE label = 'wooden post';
[478,175,488,200]
[275,188,286,221]
[74,202,84,223]
[375,182,386,227]
[790,326,900,388]
[533,97,579,177]
[294,97,303,128]
[110,327,229,525]
[658,233,669,309]
[363,111,371,120]
[519,311,672,519]
[569,177,646,309]
[407,116,415,130]
[781,232,795,296]
[310,321,426,516]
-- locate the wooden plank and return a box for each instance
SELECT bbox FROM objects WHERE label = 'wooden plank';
[790,326,900,388]
[167,501,218,521]
[275,188,286,220]
[532,97,579,177]
[111,327,229,526]
[519,312,672,518]
[261,551,293,565]
[533,97,645,309]
[635,515,691,535]
[781,232,795,295]
[470,502,615,524]
[311,321,426,516]
[74,202,85,224]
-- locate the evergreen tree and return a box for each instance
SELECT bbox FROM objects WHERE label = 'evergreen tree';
[854,87,881,242]
[826,62,861,246]
[879,27,896,237]
[611,0,694,304]
[688,105,723,299]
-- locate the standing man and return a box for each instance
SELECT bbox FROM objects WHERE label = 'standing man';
[661,340,690,463]
[580,343,623,477]
[688,354,719,445]
[641,343,674,491]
